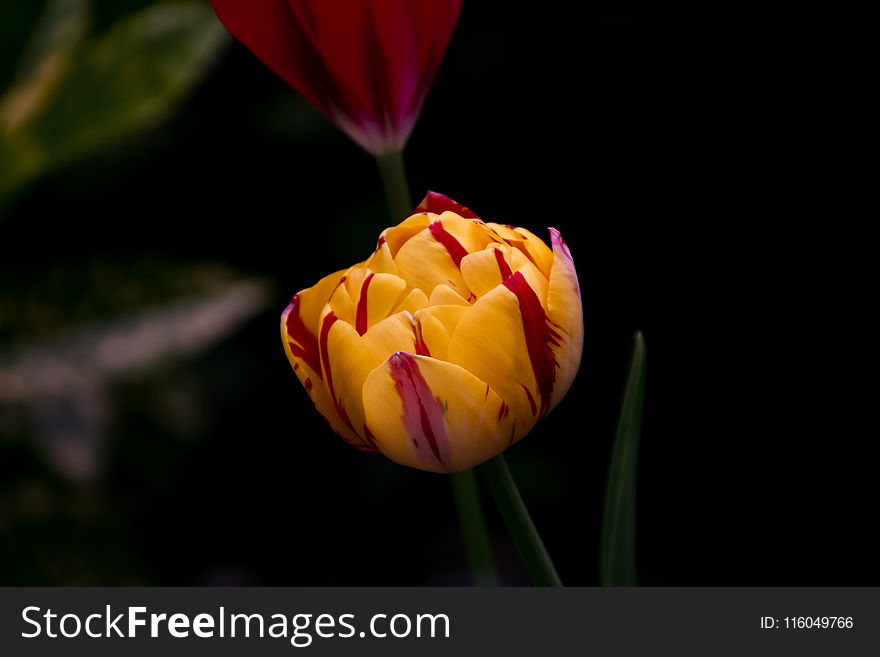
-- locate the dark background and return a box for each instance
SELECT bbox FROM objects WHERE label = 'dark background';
[1,0,871,585]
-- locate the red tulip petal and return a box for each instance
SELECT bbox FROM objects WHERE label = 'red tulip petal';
[371,0,463,133]
[211,0,331,115]
[286,1,384,134]
[416,191,479,218]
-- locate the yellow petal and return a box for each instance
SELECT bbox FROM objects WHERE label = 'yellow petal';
[481,222,554,279]
[446,284,540,438]
[546,228,584,410]
[361,310,416,359]
[379,213,430,257]
[365,240,398,275]
[511,226,554,278]
[413,304,469,360]
[482,221,521,244]
[394,227,471,299]
[362,353,517,473]
[343,265,368,302]
[327,272,355,326]
[460,244,511,299]
[394,287,429,314]
[429,283,471,306]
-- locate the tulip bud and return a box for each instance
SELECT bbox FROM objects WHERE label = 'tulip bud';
[211,0,462,155]
[281,193,583,473]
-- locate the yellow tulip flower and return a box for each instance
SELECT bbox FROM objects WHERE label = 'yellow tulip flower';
[281,192,583,473]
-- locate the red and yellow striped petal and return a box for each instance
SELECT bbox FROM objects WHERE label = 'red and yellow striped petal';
[319,309,416,448]
[460,244,511,299]
[362,352,516,473]
[365,240,398,275]
[352,271,407,335]
[510,248,549,307]
[281,269,362,447]
[446,284,541,438]
[289,269,347,338]
[394,226,471,298]
[430,211,495,254]
[546,228,584,410]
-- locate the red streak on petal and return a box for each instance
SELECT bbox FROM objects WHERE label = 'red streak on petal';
[319,312,361,442]
[355,271,375,336]
[520,383,538,417]
[293,363,299,371]
[413,317,431,356]
[285,294,322,378]
[504,271,559,418]
[494,247,513,280]
[304,378,313,393]
[497,400,509,423]
[416,191,479,219]
[363,424,379,450]
[389,352,448,470]
[428,220,469,268]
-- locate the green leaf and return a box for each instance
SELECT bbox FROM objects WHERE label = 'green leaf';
[0,0,89,195]
[600,331,646,586]
[0,0,56,92]
[0,1,227,202]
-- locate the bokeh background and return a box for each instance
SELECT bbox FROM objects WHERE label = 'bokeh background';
[1,0,873,585]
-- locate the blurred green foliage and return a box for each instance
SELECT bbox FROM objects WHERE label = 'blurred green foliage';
[0,257,243,349]
[0,0,261,585]
[0,0,226,205]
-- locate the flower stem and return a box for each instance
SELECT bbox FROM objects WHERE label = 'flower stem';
[375,150,412,222]
[449,469,498,585]
[373,148,497,586]
[481,455,562,587]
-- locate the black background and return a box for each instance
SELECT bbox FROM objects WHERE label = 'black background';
[1,0,871,585]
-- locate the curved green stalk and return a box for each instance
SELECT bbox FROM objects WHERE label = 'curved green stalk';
[481,455,562,587]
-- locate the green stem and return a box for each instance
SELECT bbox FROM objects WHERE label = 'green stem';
[374,148,497,586]
[481,455,562,586]
[450,469,498,586]
[600,331,646,586]
[375,150,412,222]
